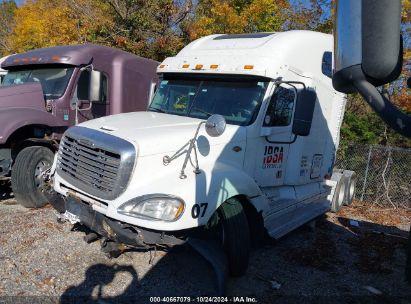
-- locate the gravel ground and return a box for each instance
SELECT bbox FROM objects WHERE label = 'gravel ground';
[0,184,410,304]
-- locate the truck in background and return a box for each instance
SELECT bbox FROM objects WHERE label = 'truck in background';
[49,31,356,288]
[0,56,8,84]
[0,44,158,208]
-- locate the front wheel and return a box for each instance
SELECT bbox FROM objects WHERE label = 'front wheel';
[217,197,250,277]
[11,146,54,208]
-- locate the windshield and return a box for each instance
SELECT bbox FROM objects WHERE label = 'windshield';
[2,67,74,99]
[149,76,269,126]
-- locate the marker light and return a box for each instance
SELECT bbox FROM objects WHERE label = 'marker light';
[159,64,166,69]
[182,64,190,68]
[244,65,254,70]
[210,64,219,69]
[195,64,203,70]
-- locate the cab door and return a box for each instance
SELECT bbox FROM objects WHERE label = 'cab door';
[72,69,109,123]
[254,83,297,187]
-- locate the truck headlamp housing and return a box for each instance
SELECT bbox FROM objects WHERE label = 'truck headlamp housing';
[117,194,185,222]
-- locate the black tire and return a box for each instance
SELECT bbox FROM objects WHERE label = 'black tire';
[218,197,250,277]
[11,146,54,208]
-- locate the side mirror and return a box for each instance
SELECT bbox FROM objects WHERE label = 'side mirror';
[205,114,226,137]
[332,0,411,137]
[333,0,402,93]
[292,89,317,136]
[89,70,102,102]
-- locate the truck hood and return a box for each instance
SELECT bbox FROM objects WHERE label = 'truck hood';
[78,112,245,156]
[0,82,45,110]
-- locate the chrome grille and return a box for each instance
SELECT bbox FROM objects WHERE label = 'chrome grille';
[56,126,136,200]
[58,136,120,193]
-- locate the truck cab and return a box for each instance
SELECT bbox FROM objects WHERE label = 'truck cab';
[0,44,158,208]
[51,31,355,277]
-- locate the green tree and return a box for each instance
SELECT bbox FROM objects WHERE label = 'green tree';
[105,0,193,61]
[0,0,17,56]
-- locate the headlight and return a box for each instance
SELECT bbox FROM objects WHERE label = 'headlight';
[118,194,185,222]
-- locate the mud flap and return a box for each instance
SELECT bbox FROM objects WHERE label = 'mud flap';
[187,238,228,295]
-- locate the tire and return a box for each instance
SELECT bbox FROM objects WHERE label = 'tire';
[343,171,356,206]
[330,173,346,213]
[11,146,54,208]
[218,197,250,277]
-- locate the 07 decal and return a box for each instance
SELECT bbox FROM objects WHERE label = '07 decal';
[191,203,208,218]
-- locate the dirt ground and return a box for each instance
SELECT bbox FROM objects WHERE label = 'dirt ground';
[0,183,410,304]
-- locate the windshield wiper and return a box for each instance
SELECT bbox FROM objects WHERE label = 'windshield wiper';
[148,106,166,113]
[190,107,213,117]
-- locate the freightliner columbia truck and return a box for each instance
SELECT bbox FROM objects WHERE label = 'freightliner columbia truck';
[0,44,158,208]
[48,31,356,284]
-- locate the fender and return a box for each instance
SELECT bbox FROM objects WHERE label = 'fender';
[66,159,270,232]
[202,161,268,221]
[0,107,68,144]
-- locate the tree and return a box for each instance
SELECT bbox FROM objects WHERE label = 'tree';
[284,0,333,33]
[105,0,193,60]
[185,0,289,41]
[8,0,112,53]
[0,0,17,56]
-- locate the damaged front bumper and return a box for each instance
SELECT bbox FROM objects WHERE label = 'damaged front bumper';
[47,192,228,294]
[53,195,186,250]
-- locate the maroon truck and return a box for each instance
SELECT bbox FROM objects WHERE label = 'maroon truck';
[0,44,158,208]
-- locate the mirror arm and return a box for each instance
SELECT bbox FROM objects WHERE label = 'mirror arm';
[78,101,93,111]
[163,121,206,179]
[274,80,306,89]
[265,134,297,144]
[347,66,411,137]
[80,64,94,72]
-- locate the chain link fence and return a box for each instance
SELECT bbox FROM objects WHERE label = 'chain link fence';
[335,144,411,209]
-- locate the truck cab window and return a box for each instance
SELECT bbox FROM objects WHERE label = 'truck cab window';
[2,67,74,99]
[264,86,296,127]
[76,70,90,100]
[322,51,332,78]
[100,74,108,103]
[150,78,268,126]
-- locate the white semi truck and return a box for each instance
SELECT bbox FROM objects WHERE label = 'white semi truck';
[48,30,355,284]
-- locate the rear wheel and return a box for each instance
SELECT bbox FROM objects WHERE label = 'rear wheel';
[331,173,346,213]
[343,171,357,205]
[11,146,54,208]
[217,197,250,277]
